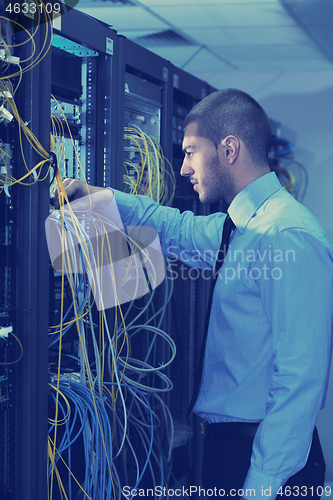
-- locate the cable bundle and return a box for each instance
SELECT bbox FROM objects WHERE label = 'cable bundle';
[269,135,309,202]
[124,124,176,206]
[48,176,176,498]
[0,1,53,79]
[0,10,54,194]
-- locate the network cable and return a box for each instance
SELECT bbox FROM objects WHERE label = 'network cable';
[124,124,176,206]
[48,180,175,498]
[269,135,309,202]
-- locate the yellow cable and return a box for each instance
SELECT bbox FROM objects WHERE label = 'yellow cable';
[49,211,66,500]
[0,330,23,365]
[48,384,71,426]
[48,438,93,500]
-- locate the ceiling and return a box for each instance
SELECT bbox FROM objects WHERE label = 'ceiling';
[76,0,333,87]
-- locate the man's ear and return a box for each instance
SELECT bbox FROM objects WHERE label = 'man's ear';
[221,135,240,164]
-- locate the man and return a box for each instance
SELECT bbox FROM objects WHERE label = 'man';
[52,89,333,499]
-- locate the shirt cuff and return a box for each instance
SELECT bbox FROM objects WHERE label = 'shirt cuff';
[99,189,124,228]
[242,467,287,500]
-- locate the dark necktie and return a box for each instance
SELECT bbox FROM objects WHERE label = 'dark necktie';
[187,214,236,416]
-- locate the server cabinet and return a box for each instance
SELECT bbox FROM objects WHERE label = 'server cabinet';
[171,65,209,203]
[49,10,120,499]
[114,35,179,491]
[49,13,176,498]
[52,8,118,189]
[115,35,172,193]
[1,5,119,499]
[0,6,52,499]
[167,65,215,487]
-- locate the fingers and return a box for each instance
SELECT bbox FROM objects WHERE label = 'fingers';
[51,178,86,209]
[51,178,113,212]
[51,177,70,209]
[50,186,61,209]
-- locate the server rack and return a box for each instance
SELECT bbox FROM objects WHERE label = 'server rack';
[0,6,119,499]
[52,8,118,189]
[0,6,52,499]
[114,35,177,490]
[167,65,215,486]
[48,13,178,498]
[49,9,119,499]
[115,35,172,192]
[171,66,209,202]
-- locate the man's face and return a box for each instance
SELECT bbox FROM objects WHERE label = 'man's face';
[181,122,234,204]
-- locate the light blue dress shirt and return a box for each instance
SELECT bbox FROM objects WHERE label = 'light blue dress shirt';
[105,172,333,499]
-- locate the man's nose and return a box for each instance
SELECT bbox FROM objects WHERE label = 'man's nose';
[180,158,194,177]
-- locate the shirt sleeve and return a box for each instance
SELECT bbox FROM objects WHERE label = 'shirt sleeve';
[243,228,333,499]
[102,188,225,270]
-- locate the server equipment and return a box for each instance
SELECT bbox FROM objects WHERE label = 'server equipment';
[166,65,216,487]
[0,5,119,499]
[0,4,52,499]
[49,10,178,500]
[115,35,172,195]
[114,35,179,492]
[51,7,118,189]
[49,9,122,500]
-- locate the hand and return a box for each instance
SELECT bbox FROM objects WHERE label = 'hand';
[51,178,113,211]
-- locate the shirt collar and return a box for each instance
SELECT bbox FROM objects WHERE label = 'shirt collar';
[228,172,282,234]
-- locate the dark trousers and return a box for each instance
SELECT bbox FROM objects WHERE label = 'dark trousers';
[202,424,326,499]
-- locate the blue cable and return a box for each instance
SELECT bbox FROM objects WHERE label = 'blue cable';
[272,136,295,157]
[159,454,164,498]
[49,281,89,348]
[49,380,159,499]
[49,245,87,347]
[70,381,114,499]
[298,161,309,202]
[104,382,154,499]
[48,213,167,498]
